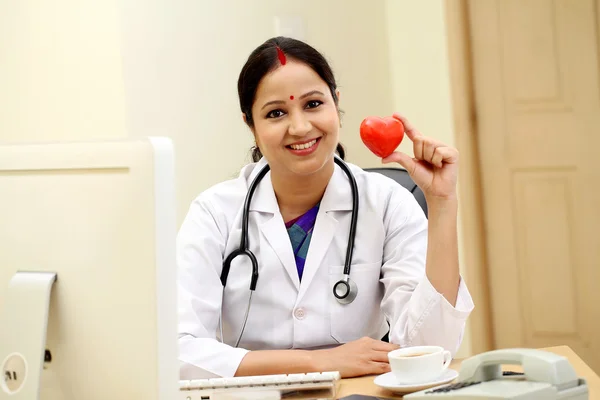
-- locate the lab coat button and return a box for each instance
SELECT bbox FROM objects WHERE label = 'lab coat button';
[294,308,305,320]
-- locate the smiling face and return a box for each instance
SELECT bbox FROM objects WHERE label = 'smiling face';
[249,59,340,178]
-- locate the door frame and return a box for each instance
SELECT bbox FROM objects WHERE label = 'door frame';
[444,0,494,355]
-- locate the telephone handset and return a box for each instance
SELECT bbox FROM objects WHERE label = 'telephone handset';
[405,348,589,399]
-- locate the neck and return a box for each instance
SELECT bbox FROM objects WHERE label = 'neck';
[271,159,335,223]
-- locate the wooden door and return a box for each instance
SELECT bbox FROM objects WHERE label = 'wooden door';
[467,0,600,372]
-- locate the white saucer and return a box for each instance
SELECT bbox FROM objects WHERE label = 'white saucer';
[373,369,459,394]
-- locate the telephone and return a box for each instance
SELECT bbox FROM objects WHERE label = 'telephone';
[404,348,589,399]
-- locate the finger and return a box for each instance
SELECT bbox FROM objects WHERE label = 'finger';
[423,139,440,165]
[434,146,459,165]
[392,112,422,141]
[381,152,417,175]
[371,362,392,375]
[431,147,444,168]
[369,350,394,363]
[371,340,400,352]
[413,136,424,161]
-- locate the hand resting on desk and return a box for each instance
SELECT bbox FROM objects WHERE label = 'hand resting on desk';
[235,336,399,378]
[315,336,400,378]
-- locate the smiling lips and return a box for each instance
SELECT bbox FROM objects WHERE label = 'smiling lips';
[288,139,317,150]
[286,137,321,155]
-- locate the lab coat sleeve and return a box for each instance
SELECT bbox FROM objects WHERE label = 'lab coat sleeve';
[380,189,474,356]
[177,195,250,379]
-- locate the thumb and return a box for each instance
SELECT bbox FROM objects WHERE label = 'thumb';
[382,152,416,174]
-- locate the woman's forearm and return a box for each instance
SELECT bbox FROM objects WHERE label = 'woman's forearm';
[424,196,460,306]
[235,350,320,376]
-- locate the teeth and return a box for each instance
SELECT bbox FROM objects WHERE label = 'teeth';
[290,139,317,150]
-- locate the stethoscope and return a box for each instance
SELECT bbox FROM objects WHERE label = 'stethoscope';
[218,155,359,346]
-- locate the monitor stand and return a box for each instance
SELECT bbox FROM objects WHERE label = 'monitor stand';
[0,272,56,400]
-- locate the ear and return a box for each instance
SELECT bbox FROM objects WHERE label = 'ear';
[242,113,256,134]
[335,89,341,102]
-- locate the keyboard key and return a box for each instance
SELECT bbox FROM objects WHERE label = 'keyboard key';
[286,373,308,383]
[304,373,324,382]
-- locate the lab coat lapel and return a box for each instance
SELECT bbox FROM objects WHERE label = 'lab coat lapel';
[248,160,300,291]
[259,217,300,290]
[297,163,353,302]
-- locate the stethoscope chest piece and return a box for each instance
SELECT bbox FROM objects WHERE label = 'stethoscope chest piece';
[333,274,358,304]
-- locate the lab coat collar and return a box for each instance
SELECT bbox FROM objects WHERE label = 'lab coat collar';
[246,157,278,214]
[246,157,354,214]
[320,160,354,212]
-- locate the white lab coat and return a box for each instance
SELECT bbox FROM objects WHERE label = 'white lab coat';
[177,157,474,379]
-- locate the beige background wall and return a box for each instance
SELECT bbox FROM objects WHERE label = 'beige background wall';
[0,0,128,142]
[0,0,472,357]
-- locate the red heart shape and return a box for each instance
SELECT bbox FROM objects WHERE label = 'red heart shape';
[359,115,405,158]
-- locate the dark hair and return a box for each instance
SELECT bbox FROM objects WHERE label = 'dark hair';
[237,36,345,162]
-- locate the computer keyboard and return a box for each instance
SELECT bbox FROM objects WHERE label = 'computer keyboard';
[178,371,341,399]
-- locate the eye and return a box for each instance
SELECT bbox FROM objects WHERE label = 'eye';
[266,109,285,119]
[305,100,323,109]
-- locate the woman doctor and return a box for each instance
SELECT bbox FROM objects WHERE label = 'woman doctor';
[177,37,474,379]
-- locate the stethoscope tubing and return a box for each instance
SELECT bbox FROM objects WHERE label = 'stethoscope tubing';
[219,155,359,346]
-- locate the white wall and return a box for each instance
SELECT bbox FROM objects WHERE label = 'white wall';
[0,0,128,142]
[385,0,456,153]
[0,0,472,357]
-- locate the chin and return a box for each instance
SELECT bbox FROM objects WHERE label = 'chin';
[285,154,334,177]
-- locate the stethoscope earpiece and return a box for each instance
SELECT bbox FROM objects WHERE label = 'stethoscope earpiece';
[333,275,358,305]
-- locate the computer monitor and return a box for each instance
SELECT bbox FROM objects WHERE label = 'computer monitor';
[0,138,179,400]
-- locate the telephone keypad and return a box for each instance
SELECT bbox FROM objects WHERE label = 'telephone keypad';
[425,381,481,394]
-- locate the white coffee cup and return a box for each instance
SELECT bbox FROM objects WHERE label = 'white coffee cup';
[388,345,452,384]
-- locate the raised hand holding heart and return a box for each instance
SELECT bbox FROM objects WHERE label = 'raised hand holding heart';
[362,113,459,201]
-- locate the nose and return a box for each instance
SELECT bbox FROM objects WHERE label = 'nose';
[288,111,312,137]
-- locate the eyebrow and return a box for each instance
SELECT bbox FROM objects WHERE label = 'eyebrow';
[260,90,326,110]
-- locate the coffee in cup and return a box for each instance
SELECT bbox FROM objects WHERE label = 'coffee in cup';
[388,346,452,384]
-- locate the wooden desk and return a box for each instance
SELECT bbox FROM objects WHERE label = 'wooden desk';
[334,346,600,399]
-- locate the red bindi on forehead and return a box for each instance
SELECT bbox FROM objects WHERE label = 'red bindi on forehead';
[290,95,294,100]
